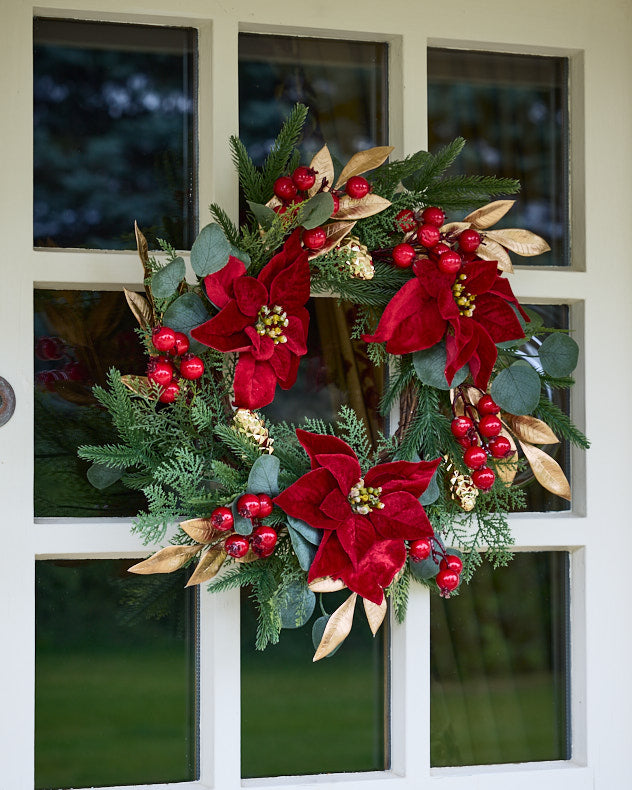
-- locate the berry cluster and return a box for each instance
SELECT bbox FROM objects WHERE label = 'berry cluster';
[210,493,278,560]
[391,205,482,278]
[450,390,513,491]
[408,536,464,598]
[35,335,88,389]
[147,326,205,403]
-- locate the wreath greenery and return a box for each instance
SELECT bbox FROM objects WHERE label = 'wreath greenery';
[79,104,588,658]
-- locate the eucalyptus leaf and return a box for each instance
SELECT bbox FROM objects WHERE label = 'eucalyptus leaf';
[86,462,123,490]
[229,244,251,268]
[490,361,541,415]
[162,292,209,354]
[300,192,334,230]
[287,525,317,571]
[311,615,341,658]
[151,256,185,298]
[190,223,231,277]
[278,581,315,629]
[419,468,440,506]
[539,333,579,377]
[408,553,441,580]
[247,454,280,497]
[412,341,469,389]
[287,515,322,546]
[247,201,276,231]
[230,495,253,536]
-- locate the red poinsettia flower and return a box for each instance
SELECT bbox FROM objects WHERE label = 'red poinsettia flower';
[191,230,310,409]
[274,430,441,605]
[363,258,528,389]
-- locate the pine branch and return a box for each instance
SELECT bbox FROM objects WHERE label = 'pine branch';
[534,398,590,449]
[260,103,309,200]
[370,150,431,199]
[403,138,466,192]
[387,564,410,623]
[209,203,241,247]
[230,136,262,201]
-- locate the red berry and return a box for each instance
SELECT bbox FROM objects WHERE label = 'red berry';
[457,436,477,449]
[392,243,416,268]
[421,206,446,227]
[417,223,441,248]
[471,466,496,490]
[257,494,274,518]
[477,394,500,415]
[302,227,327,250]
[179,354,205,380]
[395,209,416,233]
[273,176,297,202]
[345,176,370,199]
[35,336,65,361]
[437,250,462,274]
[292,166,316,191]
[210,506,234,532]
[152,326,176,353]
[172,332,189,356]
[459,229,482,253]
[488,436,513,459]
[147,358,174,386]
[237,493,260,519]
[464,445,488,469]
[440,554,463,573]
[429,242,451,260]
[451,415,474,438]
[63,361,86,381]
[251,524,278,557]
[478,414,502,438]
[225,534,250,558]
[159,380,180,403]
[409,537,432,562]
[436,568,460,597]
[331,193,340,215]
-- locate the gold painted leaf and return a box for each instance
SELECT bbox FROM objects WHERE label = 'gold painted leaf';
[308,221,356,260]
[121,374,152,396]
[496,427,519,486]
[180,517,218,544]
[464,200,515,229]
[484,229,551,257]
[236,548,259,563]
[334,146,394,189]
[335,193,392,220]
[313,592,357,662]
[186,547,227,587]
[477,237,514,273]
[308,145,335,196]
[124,288,152,328]
[128,544,202,575]
[308,576,347,593]
[519,441,571,500]
[505,415,559,445]
[134,220,149,266]
[441,221,472,235]
[363,597,387,636]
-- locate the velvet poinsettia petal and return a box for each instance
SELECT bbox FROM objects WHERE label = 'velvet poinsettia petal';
[314,453,362,493]
[268,342,292,381]
[308,531,353,583]
[269,254,311,311]
[364,458,441,498]
[191,300,252,352]
[320,487,352,522]
[203,256,247,308]
[257,230,303,292]
[244,326,275,361]
[445,317,478,385]
[369,492,434,540]
[233,276,268,317]
[462,259,499,295]
[466,323,499,389]
[336,514,379,567]
[277,351,300,390]
[343,539,408,605]
[283,315,308,355]
[488,277,530,321]
[296,430,359,469]
[274,467,343,531]
[233,354,279,409]
[474,292,525,343]
[415,259,457,298]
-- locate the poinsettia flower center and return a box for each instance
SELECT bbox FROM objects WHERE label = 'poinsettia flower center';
[452,273,476,317]
[255,304,289,344]
[348,477,384,515]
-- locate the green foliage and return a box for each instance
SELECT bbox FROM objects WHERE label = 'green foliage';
[403,138,467,192]
[386,564,410,624]
[534,399,590,449]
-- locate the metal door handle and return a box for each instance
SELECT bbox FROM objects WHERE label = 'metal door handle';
[0,376,15,426]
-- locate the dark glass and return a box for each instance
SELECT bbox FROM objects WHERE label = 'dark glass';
[428,49,568,267]
[35,559,197,788]
[34,289,147,517]
[241,588,387,777]
[430,552,570,766]
[239,33,388,166]
[33,18,197,250]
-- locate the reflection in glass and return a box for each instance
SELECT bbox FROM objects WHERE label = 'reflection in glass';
[239,33,388,167]
[431,552,569,766]
[33,18,197,250]
[241,588,387,778]
[428,49,568,266]
[35,559,196,789]
[34,289,147,517]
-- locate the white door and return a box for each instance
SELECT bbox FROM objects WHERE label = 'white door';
[1,0,630,788]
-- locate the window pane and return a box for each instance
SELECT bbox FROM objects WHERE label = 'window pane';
[428,49,568,267]
[239,33,388,166]
[34,289,147,517]
[33,18,197,250]
[430,552,570,766]
[35,559,196,788]
[241,589,387,778]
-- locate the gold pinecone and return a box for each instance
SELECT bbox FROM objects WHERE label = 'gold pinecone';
[444,457,478,511]
[339,236,375,280]
[233,408,274,454]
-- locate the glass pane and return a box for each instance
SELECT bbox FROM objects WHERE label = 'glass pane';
[33,18,197,250]
[428,49,568,267]
[239,33,388,166]
[241,589,387,778]
[430,552,569,766]
[35,559,196,788]
[34,289,147,517]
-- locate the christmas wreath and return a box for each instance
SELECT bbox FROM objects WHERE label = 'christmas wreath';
[79,105,588,659]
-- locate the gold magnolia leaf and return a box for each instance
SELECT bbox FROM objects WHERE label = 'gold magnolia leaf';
[236,548,260,563]
[134,220,149,266]
[308,221,356,260]
[363,597,387,636]
[313,592,357,662]
[464,200,515,229]
[518,441,571,500]
[124,288,152,329]
[505,414,559,445]
[334,146,394,189]
[477,237,514,273]
[308,576,347,593]
[186,547,227,587]
[308,145,335,197]
[495,427,519,486]
[441,221,472,235]
[121,374,152,396]
[335,193,392,220]
[180,517,218,544]
[484,228,551,257]
[129,544,202,575]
